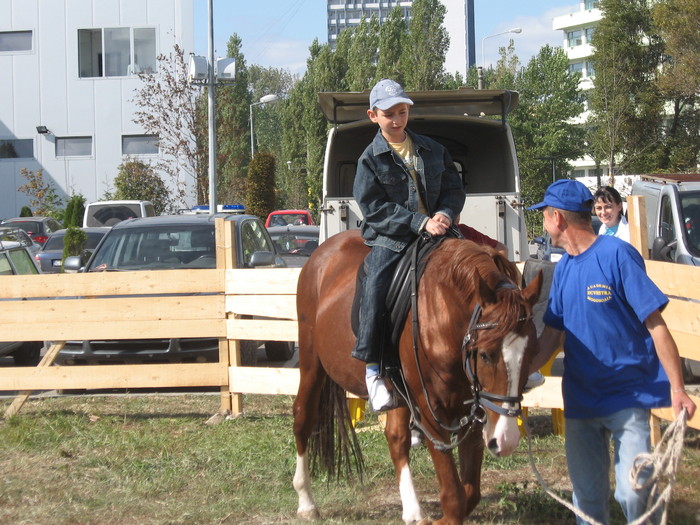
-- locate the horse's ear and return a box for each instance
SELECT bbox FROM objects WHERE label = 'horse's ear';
[522,270,544,307]
[475,274,496,305]
[491,252,519,282]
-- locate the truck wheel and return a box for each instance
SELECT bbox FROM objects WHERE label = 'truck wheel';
[240,340,259,366]
[265,341,295,362]
[13,341,42,367]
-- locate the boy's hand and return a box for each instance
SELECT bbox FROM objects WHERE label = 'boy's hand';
[425,217,448,236]
[432,213,451,228]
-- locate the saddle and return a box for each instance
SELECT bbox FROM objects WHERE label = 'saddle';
[351,225,464,375]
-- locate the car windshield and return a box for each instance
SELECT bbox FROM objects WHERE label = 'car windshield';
[44,231,106,251]
[87,225,216,271]
[271,232,318,256]
[269,214,308,227]
[681,191,700,256]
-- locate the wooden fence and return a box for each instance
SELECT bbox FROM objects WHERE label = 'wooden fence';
[0,209,698,436]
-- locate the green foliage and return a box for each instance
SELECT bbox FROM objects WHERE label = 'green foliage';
[402,0,449,90]
[17,168,63,218]
[113,160,171,215]
[19,206,32,217]
[375,7,408,83]
[61,227,88,271]
[63,194,86,228]
[246,151,276,219]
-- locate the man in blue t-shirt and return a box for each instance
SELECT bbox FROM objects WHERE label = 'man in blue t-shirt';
[528,179,696,525]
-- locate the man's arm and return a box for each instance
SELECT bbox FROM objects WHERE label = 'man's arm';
[645,310,697,418]
[529,325,564,374]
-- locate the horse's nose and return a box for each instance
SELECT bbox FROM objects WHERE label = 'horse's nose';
[487,438,502,457]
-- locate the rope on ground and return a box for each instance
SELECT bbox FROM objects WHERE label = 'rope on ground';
[524,408,688,525]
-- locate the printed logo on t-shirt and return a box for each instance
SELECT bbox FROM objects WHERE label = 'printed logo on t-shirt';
[587,284,612,303]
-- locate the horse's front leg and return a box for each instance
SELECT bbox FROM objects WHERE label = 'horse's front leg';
[457,423,485,517]
[385,408,428,525]
[423,429,469,525]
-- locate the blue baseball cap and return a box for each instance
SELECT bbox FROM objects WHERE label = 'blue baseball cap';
[527,179,594,212]
[369,79,413,110]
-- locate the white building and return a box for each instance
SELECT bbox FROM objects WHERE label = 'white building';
[553,0,605,182]
[0,0,194,219]
[327,0,472,78]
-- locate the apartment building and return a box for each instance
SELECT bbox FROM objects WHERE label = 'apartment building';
[327,0,473,78]
[0,0,194,219]
[553,0,604,181]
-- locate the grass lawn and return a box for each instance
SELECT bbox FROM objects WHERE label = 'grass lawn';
[1,394,698,524]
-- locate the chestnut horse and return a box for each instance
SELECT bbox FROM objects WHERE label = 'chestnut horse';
[292,230,542,524]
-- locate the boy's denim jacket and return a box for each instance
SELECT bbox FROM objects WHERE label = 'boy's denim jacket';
[353,129,466,252]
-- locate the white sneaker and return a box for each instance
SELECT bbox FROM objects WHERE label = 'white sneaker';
[524,371,545,391]
[366,373,394,412]
[410,429,423,448]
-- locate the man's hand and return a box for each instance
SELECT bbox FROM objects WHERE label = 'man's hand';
[425,216,448,236]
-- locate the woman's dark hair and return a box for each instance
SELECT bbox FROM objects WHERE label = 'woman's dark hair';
[594,186,622,205]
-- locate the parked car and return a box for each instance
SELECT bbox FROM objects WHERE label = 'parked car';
[34,227,110,274]
[265,209,314,228]
[0,226,41,261]
[0,236,43,366]
[267,224,320,268]
[58,213,293,366]
[83,200,156,227]
[0,216,62,245]
[533,216,602,262]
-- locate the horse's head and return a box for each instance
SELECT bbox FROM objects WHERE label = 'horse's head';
[463,256,543,457]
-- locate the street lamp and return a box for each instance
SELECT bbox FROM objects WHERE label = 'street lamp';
[481,27,522,69]
[250,94,280,158]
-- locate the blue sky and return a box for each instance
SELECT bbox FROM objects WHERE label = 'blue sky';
[193,1,579,75]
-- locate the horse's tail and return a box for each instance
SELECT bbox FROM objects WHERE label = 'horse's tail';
[308,377,365,482]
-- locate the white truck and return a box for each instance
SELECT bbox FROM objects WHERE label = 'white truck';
[631,174,700,381]
[317,88,528,261]
[631,174,700,266]
[83,200,155,228]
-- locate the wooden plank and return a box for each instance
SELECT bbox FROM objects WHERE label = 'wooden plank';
[0,269,223,298]
[0,319,226,342]
[627,195,649,259]
[0,363,227,390]
[225,268,301,294]
[0,295,225,324]
[226,295,297,319]
[646,260,700,300]
[229,366,300,395]
[651,393,700,431]
[522,377,564,410]
[668,331,700,361]
[226,318,298,341]
[4,342,65,419]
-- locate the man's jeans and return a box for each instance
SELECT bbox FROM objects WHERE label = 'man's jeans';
[351,245,404,363]
[566,408,655,525]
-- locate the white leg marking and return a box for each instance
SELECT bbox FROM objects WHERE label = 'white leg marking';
[293,452,319,519]
[485,332,528,457]
[399,463,425,524]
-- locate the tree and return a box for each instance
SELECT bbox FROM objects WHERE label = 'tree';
[346,16,379,91]
[19,206,32,217]
[402,0,449,90]
[62,227,87,272]
[63,194,86,228]
[246,152,276,219]
[375,7,408,83]
[132,43,197,209]
[112,160,172,215]
[510,45,585,237]
[17,168,63,218]
[589,0,665,176]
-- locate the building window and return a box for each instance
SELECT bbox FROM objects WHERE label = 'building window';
[122,135,158,155]
[585,27,595,44]
[570,169,585,179]
[56,137,93,157]
[0,139,33,159]
[567,30,582,48]
[0,30,32,52]
[78,27,156,78]
[585,0,599,10]
[585,61,596,78]
[569,62,584,75]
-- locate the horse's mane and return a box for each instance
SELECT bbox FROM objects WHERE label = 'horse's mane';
[426,239,528,344]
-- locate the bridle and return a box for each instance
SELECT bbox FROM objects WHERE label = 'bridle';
[401,276,529,452]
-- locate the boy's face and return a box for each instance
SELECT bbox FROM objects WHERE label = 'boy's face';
[367,103,410,142]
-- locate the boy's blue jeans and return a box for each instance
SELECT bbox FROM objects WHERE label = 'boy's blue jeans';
[565,408,656,525]
[352,245,404,363]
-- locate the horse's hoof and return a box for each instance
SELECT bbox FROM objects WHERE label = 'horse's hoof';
[416,519,432,525]
[297,507,321,520]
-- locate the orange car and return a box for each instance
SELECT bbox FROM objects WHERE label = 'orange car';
[265,209,314,228]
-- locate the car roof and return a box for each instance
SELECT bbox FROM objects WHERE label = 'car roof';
[108,213,259,229]
[267,225,319,235]
[318,88,520,125]
[49,227,112,236]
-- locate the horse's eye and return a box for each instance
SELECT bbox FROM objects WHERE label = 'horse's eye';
[479,351,491,364]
